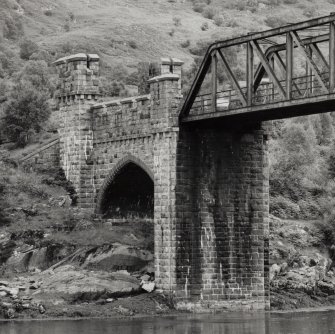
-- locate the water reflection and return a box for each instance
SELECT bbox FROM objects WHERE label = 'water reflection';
[1,310,335,334]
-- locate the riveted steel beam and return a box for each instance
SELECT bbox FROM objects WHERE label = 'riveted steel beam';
[286,32,293,100]
[211,51,218,113]
[310,43,329,72]
[251,40,286,98]
[330,22,335,92]
[217,49,247,107]
[247,42,254,106]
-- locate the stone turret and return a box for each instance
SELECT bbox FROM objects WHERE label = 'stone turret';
[148,57,184,129]
[160,57,183,91]
[54,53,100,98]
[54,53,101,209]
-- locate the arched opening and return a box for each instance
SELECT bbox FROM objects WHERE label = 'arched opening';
[100,162,154,219]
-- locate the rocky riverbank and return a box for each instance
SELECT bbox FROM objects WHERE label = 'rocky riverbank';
[0,264,172,319]
[2,154,335,316]
[270,215,335,310]
[2,215,335,318]
[0,223,169,320]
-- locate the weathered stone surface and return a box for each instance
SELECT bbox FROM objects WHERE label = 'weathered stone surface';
[6,250,33,272]
[0,286,19,297]
[270,264,281,282]
[36,265,141,297]
[28,248,49,271]
[141,282,155,293]
[82,245,153,273]
[0,232,16,266]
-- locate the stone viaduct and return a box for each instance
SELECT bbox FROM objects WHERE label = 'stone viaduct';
[24,53,270,311]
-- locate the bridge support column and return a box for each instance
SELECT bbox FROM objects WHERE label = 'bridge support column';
[148,59,183,294]
[173,121,270,311]
[54,54,101,210]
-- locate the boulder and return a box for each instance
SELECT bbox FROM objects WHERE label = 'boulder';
[113,305,134,316]
[4,308,15,319]
[141,281,155,293]
[270,264,281,282]
[140,274,151,282]
[38,304,46,314]
[35,265,141,298]
[82,244,153,273]
[317,279,335,294]
[280,262,288,273]
[6,248,33,272]
[0,286,19,297]
[0,233,16,265]
[27,248,48,271]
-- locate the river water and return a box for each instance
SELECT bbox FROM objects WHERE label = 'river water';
[1,310,335,334]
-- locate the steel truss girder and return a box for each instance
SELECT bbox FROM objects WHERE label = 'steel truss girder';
[180,13,335,119]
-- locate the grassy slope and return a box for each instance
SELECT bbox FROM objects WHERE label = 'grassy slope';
[3,0,335,71]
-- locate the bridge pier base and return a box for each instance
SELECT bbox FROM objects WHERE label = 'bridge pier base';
[169,121,270,311]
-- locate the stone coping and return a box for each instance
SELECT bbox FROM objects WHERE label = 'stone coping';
[92,95,150,110]
[147,73,180,83]
[161,57,184,66]
[54,53,100,65]
[19,138,60,163]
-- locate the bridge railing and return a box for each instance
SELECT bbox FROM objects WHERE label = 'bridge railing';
[189,72,330,116]
[180,14,335,121]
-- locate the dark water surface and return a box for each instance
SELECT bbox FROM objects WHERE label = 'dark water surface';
[1,311,335,334]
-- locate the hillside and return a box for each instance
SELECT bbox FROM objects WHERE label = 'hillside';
[2,0,335,71]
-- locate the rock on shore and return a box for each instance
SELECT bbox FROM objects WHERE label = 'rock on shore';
[0,264,162,319]
[270,215,335,309]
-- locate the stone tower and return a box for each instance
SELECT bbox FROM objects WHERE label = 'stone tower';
[54,53,100,209]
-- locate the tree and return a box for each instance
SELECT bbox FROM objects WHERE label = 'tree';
[2,12,24,40]
[319,113,335,146]
[137,62,160,94]
[270,122,318,200]
[100,77,128,97]
[19,39,39,60]
[15,60,54,94]
[0,46,21,76]
[0,78,10,103]
[3,82,50,146]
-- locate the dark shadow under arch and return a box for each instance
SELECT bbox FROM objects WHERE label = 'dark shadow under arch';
[96,155,154,219]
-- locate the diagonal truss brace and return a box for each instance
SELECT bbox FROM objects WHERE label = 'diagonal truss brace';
[290,31,328,93]
[217,49,247,107]
[310,43,329,72]
[272,52,302,96]
[251,40,286,99]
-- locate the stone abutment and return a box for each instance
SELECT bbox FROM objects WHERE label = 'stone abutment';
[50,53,270,311]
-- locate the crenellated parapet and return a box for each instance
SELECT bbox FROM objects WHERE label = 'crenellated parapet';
[54,53,101,104]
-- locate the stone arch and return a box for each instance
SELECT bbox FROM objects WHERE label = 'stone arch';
[95,154,154,216]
